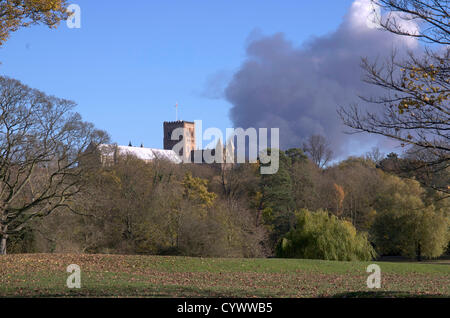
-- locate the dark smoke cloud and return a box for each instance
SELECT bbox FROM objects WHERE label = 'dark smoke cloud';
[224,0,419,157]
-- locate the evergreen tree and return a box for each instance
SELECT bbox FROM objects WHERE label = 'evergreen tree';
[259,149,295,247]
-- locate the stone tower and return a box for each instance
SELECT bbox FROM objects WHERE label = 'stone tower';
[163,120,196,159]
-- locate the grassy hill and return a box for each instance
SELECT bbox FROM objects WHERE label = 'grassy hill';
[0,254,449,297]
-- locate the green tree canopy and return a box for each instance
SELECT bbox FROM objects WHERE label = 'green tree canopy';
[371,175,449,260]
[276,209,376,261]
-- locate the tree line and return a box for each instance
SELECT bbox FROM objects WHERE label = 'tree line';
[0,0,448,259]
[4,125,449,260]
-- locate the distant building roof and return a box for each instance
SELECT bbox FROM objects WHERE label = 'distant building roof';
[98,144,182,164]
[164,120,195,125]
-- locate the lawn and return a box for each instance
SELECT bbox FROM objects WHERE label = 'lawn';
[0,254,448,297]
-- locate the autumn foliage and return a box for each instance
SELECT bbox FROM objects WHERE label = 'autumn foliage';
[0,0,68,46]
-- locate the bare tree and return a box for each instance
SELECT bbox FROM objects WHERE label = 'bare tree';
[339,0,449,194]
[0,76,108,254]
[365,147,385,164]
[373,0,449,45]
[302,135,333,168]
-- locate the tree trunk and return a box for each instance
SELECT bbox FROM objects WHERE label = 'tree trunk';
[416,242,422,262]
[0,234,7,255]
[0,222,7,255]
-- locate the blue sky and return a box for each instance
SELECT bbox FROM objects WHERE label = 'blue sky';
[0,0,356,150]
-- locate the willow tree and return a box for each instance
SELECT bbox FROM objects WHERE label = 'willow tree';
[0,0,68,46]
[276,209,376,261]
[0,76,108,254]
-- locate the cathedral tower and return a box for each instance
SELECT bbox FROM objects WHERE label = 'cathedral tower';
[163,120,196,159]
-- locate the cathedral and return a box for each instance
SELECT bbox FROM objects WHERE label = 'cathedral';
[94,120,234,167]
[95,120,196,165]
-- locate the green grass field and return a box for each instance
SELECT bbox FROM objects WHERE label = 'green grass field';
[0,254,449,297]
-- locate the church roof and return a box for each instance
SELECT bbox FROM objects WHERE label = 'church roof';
[98,144,182,164]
